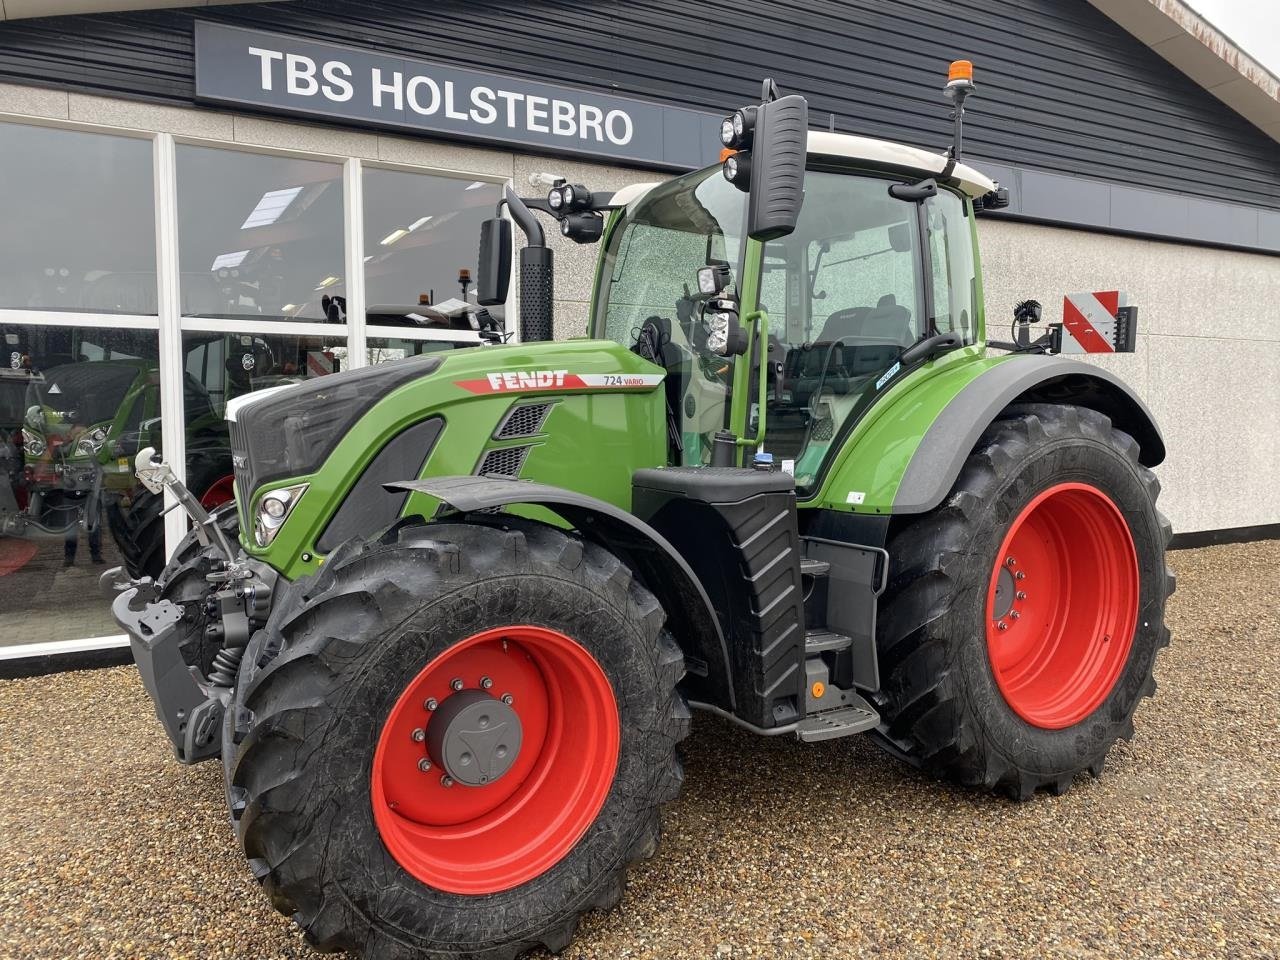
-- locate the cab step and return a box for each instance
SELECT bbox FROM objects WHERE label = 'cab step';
[795,694,880,743]
[804,628,852,654]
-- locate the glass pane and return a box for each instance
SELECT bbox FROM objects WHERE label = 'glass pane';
[367,336,475,365]
[764,172,925,491]
[180,331,346,526]
[176,145,345,323]
[0,123,156,314]
[362,170,505,330]
[0,324,160,645]
[926,192,977,341]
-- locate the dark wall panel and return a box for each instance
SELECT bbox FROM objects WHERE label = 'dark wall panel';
[1,0,1278,210]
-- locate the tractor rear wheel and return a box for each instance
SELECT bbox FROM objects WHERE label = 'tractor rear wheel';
[872,404,1174,799]
[224,518,688,960]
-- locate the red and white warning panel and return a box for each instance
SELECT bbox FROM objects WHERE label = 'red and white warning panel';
[1059,291,1138,354]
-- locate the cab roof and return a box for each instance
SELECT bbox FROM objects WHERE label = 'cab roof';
[611,130,997,208]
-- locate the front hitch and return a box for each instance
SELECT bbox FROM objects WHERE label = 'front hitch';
[133,446,237,561]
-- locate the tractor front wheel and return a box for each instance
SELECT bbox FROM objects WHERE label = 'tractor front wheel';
[872,404,1174,799]
[225,518,688,959]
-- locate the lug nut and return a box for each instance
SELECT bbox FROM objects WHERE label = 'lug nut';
[1006,557,1016,567]
[441,775,454,788]
[424,698,438,712]
[481,676,493,690]
[997,621,1008,631]
[501,693,514,705]
[1010,611,1021,621]
[450,678,464,692]
[418,758,432,772]
[411,728,425,743]
[1016,591,1027,601]
[1015,571,1026,581]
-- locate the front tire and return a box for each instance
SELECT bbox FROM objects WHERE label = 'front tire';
[226,518,688,959]
[872,404,1174,799]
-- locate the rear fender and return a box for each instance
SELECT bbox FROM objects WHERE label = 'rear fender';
[387,475,735,711]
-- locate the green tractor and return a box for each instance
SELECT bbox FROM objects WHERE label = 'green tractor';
[107,68,1172,960]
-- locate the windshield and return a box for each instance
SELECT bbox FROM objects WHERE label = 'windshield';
[595,167,747,464]
[27,362,140,434]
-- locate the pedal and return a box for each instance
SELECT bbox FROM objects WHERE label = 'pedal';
[795,696,880,742]
[804,629,851,654]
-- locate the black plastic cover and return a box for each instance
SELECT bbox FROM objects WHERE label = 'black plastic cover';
[231,355,441,503]
[747,94,808,241]
[477,217,511,306]
[315,416,443,553]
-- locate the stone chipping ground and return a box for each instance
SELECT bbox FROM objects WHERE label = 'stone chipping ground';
[0,541,1277,960]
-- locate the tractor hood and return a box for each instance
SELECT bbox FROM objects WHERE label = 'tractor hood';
[231,339,668,579]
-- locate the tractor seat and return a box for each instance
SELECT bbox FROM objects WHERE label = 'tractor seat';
[818,294,914,347]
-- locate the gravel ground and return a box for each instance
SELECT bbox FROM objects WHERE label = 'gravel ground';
[1,540,1277,960]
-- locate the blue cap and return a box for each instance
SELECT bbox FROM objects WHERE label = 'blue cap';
[753,451,774,465]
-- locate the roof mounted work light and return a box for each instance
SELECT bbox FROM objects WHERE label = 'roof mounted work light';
[719,106,757,150]
[548,182,592,213]
[559,212,604,244]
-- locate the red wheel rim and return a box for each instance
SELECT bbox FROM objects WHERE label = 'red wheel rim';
[371,625,620,894]
[199,474,235,510]
[985,482,1139,729]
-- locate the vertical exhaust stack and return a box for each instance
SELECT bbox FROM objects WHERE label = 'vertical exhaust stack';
[477,186,555,344]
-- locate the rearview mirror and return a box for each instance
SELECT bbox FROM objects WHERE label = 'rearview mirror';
[476,217,511,306]
[745,94,808,242]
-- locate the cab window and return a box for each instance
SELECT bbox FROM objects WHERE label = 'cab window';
[762,171,931,492]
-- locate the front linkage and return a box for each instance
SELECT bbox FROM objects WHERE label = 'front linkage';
[102,447,274,763]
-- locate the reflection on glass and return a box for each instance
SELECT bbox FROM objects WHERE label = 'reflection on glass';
[176,146,345,323]
[0,123,157,313]
[363,170,504,333]
[366,336,478,366]
[0,325,161,644]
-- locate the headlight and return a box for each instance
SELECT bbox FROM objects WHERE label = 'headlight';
[722,152,751,190]
[703,297,746,357]
[547,186,563,210]
[75,426,109,456]
[20,429,44,457]
[254,483,308,547]
[719,117,735,146]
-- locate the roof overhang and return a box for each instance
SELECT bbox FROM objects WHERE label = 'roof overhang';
[0,0,286,18]
[1088,0,1280,144]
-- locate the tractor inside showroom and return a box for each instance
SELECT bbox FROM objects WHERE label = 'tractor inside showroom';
[106,64,1173,960]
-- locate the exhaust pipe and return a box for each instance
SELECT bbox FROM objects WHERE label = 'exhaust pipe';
[504,186,554,343]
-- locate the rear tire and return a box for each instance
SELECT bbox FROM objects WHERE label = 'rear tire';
[225,518,688,960]
[871,404,1174,799]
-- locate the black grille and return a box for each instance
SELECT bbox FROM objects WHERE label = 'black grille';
[476,446,530,478]
[812,418,834,441]
[495,402,553,440]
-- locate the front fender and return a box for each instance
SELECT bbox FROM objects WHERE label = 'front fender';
[388,475,735,711]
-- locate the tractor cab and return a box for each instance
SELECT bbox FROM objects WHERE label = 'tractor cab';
[591,134,993,491]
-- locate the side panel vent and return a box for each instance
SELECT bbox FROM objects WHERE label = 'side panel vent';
[476,445,531,478]
[494,402,554,440]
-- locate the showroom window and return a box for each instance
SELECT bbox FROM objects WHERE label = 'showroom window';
[0,123,156,314]
[0,118,510,655]
[176,145,346,323]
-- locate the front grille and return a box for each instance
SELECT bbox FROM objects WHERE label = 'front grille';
[476,445,530,478]
[494,402,553,440]
[228,419,251,506]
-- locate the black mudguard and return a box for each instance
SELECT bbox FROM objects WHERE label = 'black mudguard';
[894,354,1165,514]
[388,475,735,711]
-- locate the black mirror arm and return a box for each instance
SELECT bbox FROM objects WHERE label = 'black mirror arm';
[899,331,963,367]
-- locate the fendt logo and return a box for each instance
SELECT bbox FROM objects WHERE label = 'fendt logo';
[486,370,569,391]
[454,370,665,395]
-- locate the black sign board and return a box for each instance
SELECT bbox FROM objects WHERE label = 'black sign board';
[194,22,723,171]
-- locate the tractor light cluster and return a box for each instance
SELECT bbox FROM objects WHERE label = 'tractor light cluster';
[254,483,308,547]
[697,263,732,296]
[704,297,746,357]
[19,428,45,458]
[547,182,591,213]
[718,106,757,150]
[75,426,109,456]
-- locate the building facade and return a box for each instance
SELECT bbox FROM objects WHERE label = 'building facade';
[0,0,1277,655]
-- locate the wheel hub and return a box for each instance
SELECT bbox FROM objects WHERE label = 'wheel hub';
[426,689,523,787]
